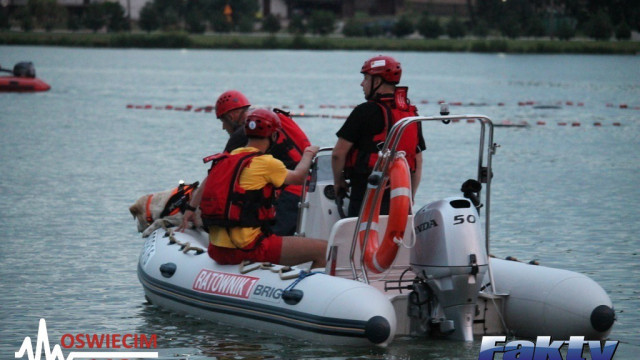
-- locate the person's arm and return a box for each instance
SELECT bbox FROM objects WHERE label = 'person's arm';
[331,138,353,198]
[177,175,207,232]
[284,146,319,185]
[411,152,422,200]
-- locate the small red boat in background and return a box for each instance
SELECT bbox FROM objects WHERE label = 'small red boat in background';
[0,62,50,92]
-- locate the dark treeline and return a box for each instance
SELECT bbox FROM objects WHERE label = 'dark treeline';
[0,0,638,41]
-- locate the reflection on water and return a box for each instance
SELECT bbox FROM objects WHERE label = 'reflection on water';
[0,46,638,359]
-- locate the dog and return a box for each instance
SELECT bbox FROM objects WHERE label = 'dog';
[129,181,201,237]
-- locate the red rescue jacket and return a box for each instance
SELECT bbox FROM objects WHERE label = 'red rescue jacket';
[272,108,311,196]
[200,152,276,228]
[345,88,420,175]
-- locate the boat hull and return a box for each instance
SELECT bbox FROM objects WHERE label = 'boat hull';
[0,76,50,92]
[137,228,397,346]
[487,258,614,340]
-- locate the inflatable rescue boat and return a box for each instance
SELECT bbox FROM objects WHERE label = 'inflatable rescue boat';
[137,114,615,346]
[0,62,50,92]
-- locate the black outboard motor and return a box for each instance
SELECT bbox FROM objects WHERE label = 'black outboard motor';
[13,62,36,78]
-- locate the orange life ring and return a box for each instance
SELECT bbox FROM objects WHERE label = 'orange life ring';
[359,157,412,274]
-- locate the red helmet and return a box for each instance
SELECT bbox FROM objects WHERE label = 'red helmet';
[244,109,281,138]
[215,90,250,118]
[360,55,402,84]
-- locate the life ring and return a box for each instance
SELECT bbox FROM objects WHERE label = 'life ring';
[359,157,412,274]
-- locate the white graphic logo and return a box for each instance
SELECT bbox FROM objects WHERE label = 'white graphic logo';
[15,319,158,360]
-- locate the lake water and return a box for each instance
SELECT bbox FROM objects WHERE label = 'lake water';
[1,46,639,359]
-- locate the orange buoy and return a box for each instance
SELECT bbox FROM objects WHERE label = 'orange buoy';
[359,157,411,274]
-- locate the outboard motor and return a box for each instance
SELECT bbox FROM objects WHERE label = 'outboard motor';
[409,197,488,341]
[13,62,36,78]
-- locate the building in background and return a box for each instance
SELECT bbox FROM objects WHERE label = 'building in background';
[3,0,476,22]
[264,0,474,19]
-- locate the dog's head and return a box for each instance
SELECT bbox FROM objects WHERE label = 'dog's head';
[129,194,151,233]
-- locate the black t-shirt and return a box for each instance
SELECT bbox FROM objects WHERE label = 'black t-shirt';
[224,127,248,153]
[337,101,426,154]
[336,99,426,200]
[336,102,386,147]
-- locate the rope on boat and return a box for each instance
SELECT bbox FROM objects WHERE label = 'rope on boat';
[239,260,261,274]
[162,226,205,255]
[284,271,322,292]
[238,261,300,280]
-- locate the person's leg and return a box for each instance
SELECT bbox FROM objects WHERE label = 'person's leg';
[280,236,327,269]
[271,191,300,236]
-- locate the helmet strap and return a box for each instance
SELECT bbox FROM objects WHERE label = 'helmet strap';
[366,76,384,101]
[265,132,278,153]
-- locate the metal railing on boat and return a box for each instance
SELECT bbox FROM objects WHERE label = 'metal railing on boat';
[347,115,502,296]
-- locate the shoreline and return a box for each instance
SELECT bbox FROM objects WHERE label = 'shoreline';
[2,31,639,54]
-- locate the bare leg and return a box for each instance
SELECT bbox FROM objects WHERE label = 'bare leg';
[279,236,327,269]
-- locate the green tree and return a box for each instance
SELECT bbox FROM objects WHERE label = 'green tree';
[103,1,129,32]
[499,14,522,39]
[472,20,489,38]
[0,8,10,30]
[237,16,255,33]
[138,2,159,33]
[262,14,281,34]
[15,7,33,32]
[67,13,81,31]
[152,0,183,31]
[343,19,365,37]
[83,2,105,32]
[288,13,306,35]
[417,12,441,39]
[585,9,613,40]
[200,0,258,31]
[364,21,383,37]
[210,13,232,32]
[308,10,335,36]
[186,10,206,33]
[526,16,546,37]
[446,16,466,39]
[555,19,576,41]
[29,0,67,31]
[615,22,631,40]
[393,15,414,38]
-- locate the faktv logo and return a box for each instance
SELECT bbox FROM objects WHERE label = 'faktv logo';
[479,336,619,360]
[15,318,158,360]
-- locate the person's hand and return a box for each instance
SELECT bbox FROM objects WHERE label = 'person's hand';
[334,177,349,199]
[177,210,195,232]
[303,145,320,157]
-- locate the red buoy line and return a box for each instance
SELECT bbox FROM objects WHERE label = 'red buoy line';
[126,100,639,112]
[126,101,635,127]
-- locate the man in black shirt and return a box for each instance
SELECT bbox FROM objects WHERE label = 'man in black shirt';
[332,55,426,217]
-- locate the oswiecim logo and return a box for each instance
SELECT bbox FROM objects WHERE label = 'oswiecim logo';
[15,319,158,360]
